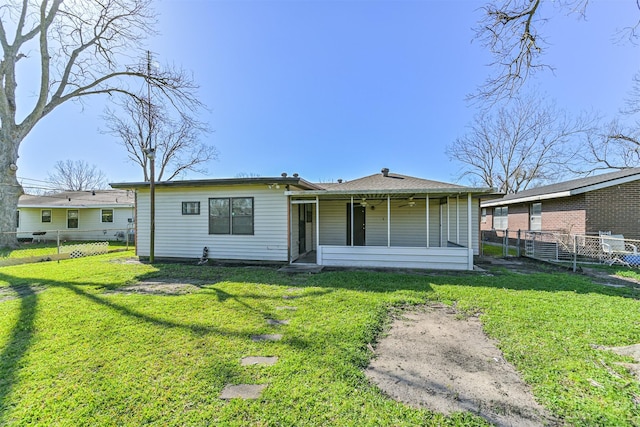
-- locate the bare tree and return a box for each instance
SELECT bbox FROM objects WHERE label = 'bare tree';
[0,0,201,247]
[47,160,108,191]
[447,97,588,193]
[473,0,640,102]
[103,95,216,181]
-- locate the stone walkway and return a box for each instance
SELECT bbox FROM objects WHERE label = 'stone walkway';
[219,293,297,400]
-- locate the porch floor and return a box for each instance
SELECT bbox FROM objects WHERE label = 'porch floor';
[294,250,317,264]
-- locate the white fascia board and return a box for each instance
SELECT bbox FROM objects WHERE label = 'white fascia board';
[482,191,572,207]
[18,204,134,209]
[286,188,492,197]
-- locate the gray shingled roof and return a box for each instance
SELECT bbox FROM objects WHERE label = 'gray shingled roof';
[483,168,640,207]
[283,170,495,197]
[18,190,134,208]
[317,172,468,192]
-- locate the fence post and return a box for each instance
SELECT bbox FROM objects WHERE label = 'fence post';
[573,234,577,272]
[57,230,60,256]
[517,230,521,257]
[504,229,509,257]
[480,230,484,256]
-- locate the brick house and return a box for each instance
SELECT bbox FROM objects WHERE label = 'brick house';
[480,168,640,239]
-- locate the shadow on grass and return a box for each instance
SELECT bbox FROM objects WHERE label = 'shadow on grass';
[0,257,635,423]
[0,266,322,423]
[0,284,37,424]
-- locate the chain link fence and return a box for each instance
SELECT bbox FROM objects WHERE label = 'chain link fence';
[481,229,640,270]
[1,227,134,266]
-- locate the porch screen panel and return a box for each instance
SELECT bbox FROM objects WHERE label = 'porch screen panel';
[209,198,230,234]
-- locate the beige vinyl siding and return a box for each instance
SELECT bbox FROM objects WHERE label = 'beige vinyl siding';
[17,207,133,241]
[389,200,427,247]
[318,200,346,245]
[291,204,300,260]
[319,246,471,270]
[428,201,440,247]
[317,196,476,249]
[136,185,289,261]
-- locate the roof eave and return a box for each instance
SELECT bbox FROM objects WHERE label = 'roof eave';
[110,177,322,191]
[286,187,495,197]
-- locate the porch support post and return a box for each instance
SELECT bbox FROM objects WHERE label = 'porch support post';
[426,194,430,248]
[456,195,460,244]
[316,196,320,264]
[387,195,391,247]
[447,196,450,244]
[468,192,473,270]
[350,196,354,247]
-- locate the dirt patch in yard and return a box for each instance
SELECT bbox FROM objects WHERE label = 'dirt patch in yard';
[0,284,47,302]
[365,304,558,427]
[107,280,206,295]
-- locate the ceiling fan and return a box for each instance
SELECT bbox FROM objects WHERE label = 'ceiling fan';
[399,197,416,208]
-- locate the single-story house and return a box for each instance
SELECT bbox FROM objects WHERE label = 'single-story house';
[111,169,494,270]
[481,168,640,239]
[17,190,135,242]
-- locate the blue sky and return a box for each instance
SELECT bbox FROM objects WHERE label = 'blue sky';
[16,0,640,188]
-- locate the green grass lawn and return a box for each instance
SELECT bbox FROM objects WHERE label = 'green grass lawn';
[1,252,640,426]
[0,241,133,260]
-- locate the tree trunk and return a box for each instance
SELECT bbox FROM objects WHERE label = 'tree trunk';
[0,137,23,249]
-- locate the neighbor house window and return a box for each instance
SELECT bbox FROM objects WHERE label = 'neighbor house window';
[493,207,508,230]
[209,197,254,235]
[67,210,79,229]
[182,201,200,215]
[481,208,487,223]
[101,209,114,223]
[530,202,542,231]
[41,209,51,223]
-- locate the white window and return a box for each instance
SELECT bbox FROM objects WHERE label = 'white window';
[493,207,508,230]
[101,209,114,223]
[530,203,542,231]
[41,209,51,223]
[481,208,487,223]
[67,210,79,229]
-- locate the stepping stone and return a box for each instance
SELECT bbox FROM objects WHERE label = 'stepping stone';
[282,295,299,300]
[276,306,297,311]
[219,384,267,399]
[251,334,282,342]
[266,319,289,326]
[241,356,279,366]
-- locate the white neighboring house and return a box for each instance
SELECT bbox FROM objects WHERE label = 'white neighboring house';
[112,169,495,271]
[17,190,135,242]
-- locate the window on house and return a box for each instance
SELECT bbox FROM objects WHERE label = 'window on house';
[182,201,201,215]
[481,208,487,223]
[41,209,51,223]
[67,210,79,229]
[209,197,254,235]
[530,202,542,231]
[101,209,114,223]
[493,206,508,230]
